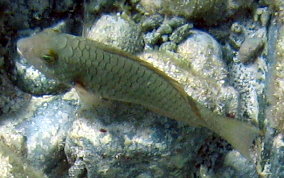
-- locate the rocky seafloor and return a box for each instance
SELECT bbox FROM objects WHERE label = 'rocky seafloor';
[0,0,284,177]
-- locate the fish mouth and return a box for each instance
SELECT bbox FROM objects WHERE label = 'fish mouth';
[17,46,23,56]
[16,38,28,57]
[16,38,42,68]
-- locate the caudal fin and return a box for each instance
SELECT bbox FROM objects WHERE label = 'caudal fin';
[200,108,260,160]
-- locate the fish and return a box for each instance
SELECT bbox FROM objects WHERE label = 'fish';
[17,28,260,159]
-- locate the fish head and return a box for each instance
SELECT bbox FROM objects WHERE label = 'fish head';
[17,28,71,82]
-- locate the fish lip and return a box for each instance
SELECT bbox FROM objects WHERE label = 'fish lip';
[16,38,26,56]
[17,46,23,56]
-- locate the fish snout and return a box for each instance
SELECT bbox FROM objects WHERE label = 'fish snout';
[16,37,44,68]
[17,38,32,57]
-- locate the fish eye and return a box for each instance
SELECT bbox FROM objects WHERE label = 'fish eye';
[40,50,57,64]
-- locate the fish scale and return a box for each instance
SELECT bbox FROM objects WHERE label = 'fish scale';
[64,44,173,122]
[17,28,260,159]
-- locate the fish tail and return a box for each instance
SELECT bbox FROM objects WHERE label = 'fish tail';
[199,107,260,160]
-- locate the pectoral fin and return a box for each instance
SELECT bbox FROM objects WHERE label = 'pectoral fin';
[74,82,103,109]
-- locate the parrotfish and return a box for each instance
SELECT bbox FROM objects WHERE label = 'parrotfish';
[17,28,259,159]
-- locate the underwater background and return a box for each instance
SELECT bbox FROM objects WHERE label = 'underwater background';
[0,0,284,177]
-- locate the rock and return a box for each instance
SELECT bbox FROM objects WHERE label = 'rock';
[141,14,164,32]
[12,57,69,96]
[231,22,244,34]
[22,96,77,172]
[267,24,284,132]
[0,89,79,176]
[0,72,31,115]
[215,167,239,178]
[86,14,144,54]
[138,0,254,25]
[65,103,212,177]
[159,41,177,52]
[169,24,193,43]
[270,134,284,177]
[226,11,268,55]
[222,150,258,177]
[229,33,244,50]
[264,0,284,19]
[254,7,271,27]
[224,18,268,124]
[143,31,161,46]
[156,23,172,35]
[228,23,245,50]
[142,17,191,50]
[177,30,227,83]
[0,140,46,178]
[229,60,267,123]
[85,0,125,13]
[166,17,186,29]
[238,32,265,64]
[160,34,169,42]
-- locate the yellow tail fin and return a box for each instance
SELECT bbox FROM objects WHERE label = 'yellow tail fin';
[199,107,260,160]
